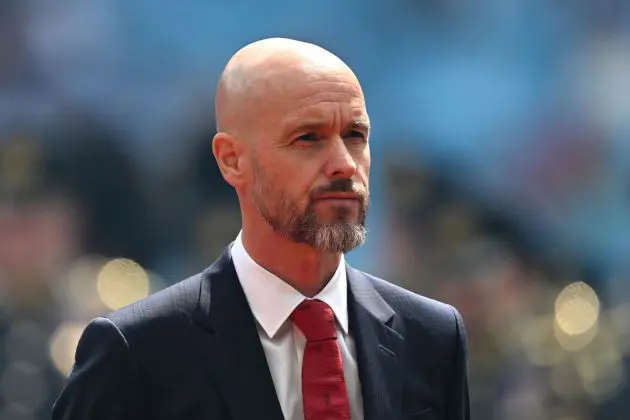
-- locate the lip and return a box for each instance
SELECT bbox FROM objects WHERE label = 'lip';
[314,193,360,200]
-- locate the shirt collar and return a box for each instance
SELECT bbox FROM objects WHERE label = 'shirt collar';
[231,231,348,338]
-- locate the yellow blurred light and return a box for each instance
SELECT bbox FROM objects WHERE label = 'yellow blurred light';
[49,322,86,376]
[63,256,108,313]
[96,258,150,310]
[554,320,598,352]
[554,282,600,336]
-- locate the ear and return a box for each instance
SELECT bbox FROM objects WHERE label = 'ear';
[212,132,247,187]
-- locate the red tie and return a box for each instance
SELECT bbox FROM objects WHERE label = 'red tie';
[291,299,351,420]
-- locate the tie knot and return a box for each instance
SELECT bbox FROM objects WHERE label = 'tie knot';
[290,299,337,342]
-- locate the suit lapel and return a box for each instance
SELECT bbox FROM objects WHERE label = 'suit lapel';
[191,247,284,420]
[347,266,405,420]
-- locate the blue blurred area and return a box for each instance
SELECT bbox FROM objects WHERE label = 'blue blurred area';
[5,0,630,275]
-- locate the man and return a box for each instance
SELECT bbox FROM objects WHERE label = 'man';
[52,38,469,420]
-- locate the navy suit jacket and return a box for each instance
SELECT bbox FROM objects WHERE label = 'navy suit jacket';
[52,246,470,420]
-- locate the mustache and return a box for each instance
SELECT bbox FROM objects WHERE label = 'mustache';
[310,179,368,198]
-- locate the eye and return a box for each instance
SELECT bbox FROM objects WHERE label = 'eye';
[295,133,318,142]
[345,130,366,141]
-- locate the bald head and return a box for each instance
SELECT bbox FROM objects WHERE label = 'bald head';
[215,38,362,135]
[212,38,371,255]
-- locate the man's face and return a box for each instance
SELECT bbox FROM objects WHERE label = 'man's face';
[248,68,371,253]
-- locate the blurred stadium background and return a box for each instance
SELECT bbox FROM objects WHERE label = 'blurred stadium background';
[1,1,630,419]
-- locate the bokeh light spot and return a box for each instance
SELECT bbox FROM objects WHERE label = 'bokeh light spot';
[96,258,149,310]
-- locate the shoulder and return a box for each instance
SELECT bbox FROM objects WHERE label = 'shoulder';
[103,272,204,337]
[351,267,465,338]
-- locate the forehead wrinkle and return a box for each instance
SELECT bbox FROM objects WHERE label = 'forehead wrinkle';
[281,82,366,114]
[282,104,369,137]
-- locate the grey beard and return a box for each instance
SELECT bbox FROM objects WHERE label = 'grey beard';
[251,165,368,253]
[300,222,367,253]
[254,197,368,253]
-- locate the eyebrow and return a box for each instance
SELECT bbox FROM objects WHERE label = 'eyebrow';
[346,120,371,133]
[288,119,371,136]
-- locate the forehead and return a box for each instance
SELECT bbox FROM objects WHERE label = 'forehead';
[267,67,367,124]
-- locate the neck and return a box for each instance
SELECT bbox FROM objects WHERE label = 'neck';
[240,220,342,297]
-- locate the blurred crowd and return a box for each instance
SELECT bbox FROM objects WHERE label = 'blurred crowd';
[0,115,243,419]
[1,0,630,419]
[384,161,630,419]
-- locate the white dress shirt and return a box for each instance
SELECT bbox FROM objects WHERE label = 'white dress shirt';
[231,232,364,420]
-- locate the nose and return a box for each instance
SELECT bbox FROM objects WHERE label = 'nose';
[324,137,358,179]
